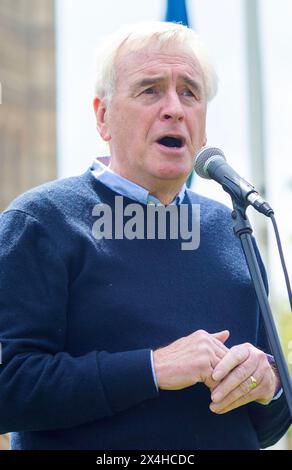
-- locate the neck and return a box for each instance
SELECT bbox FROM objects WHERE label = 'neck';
[148,188,181,205]
[108,163,185,204]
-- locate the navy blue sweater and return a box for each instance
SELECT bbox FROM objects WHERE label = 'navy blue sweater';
[0,169,290,449]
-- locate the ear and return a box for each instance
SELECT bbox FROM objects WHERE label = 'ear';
[93,96,111,142]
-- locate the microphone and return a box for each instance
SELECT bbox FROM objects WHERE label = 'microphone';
[194,146,274,216]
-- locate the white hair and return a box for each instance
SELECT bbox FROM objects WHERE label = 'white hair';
[93,21,218,104]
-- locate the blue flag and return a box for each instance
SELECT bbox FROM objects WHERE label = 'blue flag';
[165,0,189,27]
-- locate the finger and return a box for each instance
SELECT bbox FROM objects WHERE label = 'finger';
[214,345,228,361]
[211,352,258,399]
[212,337,229,354]
[209,344,227,367]
[210,371,260,410]
[212,345,250,382]
[207,348,230,392]
[212,330,230,345]
[211,331,230,355]
[210,376,262,414]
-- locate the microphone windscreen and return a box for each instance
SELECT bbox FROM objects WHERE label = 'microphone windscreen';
[194,146,225,179]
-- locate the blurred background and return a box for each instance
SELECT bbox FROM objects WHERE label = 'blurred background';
[0,0,291,450]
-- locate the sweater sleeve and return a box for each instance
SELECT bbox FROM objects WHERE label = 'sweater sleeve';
[247,237,292,447]
[247,307,291,448]
[0,210,158,433]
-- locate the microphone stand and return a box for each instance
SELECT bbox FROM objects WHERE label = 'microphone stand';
[231,198,292,417]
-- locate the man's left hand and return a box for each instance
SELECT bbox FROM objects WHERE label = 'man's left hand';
[209,343,279,414]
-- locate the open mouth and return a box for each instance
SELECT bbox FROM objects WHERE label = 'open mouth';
[157,136,184,148]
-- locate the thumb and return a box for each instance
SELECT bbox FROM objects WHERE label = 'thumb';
[212,330,230,344]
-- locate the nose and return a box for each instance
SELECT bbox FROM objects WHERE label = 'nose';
[159,91,184,122]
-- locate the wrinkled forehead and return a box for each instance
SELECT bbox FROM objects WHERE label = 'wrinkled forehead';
[114,42,205,87]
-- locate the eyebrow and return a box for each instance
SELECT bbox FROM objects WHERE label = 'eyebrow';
[132,76,203,95]
[183,77,203,95]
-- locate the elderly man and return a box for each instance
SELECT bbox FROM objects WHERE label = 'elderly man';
[0,21,290,450]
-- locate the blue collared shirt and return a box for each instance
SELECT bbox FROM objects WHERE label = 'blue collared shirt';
[90,158,186,206]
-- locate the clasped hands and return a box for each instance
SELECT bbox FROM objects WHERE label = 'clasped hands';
[153,329,279,414]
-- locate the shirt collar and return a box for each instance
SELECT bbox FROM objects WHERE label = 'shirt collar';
[90,158,186,206]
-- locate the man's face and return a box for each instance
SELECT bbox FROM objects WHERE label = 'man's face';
[95,43,207,191]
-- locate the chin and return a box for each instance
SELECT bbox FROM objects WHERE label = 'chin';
[154,163,191,181]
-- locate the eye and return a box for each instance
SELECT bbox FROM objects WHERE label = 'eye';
[142,87,157,95]
[181,89,195,97]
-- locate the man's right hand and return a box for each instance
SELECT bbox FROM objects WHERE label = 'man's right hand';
[153,329,230,391]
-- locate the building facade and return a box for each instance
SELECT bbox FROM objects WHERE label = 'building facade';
[0,0,56,449]
[0,0,56,212]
